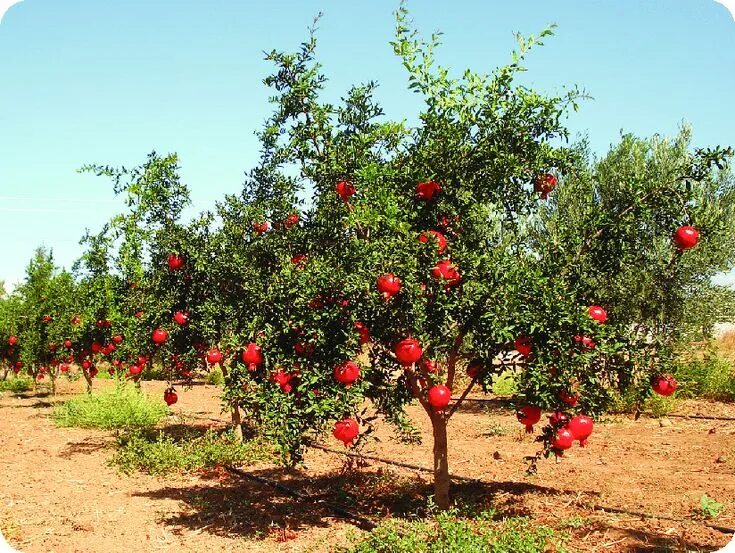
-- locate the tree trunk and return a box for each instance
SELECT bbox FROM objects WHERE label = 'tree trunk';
[231,403,243,442]
[431,413,450,510]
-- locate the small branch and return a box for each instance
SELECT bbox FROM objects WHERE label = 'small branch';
[446,376,477,421]
[445,331,465,390]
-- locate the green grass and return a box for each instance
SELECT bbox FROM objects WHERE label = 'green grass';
[340,509,563,553]
[112,428,272,475]
[53,383,168,430]
[675,351,735,402]
[0,376,33,394]
[694,494,724,520]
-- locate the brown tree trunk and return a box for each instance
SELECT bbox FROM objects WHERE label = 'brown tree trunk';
[431,413,450,510]
[231,403,243,442]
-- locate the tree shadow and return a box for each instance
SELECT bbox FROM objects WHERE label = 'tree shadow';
[451,396,514,415]
[59,437,111,459]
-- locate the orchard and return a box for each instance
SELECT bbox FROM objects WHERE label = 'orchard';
[1,7,735,548]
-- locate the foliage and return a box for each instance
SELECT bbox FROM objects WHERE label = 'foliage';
[340,510,562,553]
[111,428,271,475]
[674,345,735,401]
[695,494,724,519]
[0,376,33,394]
[53,383,168,430]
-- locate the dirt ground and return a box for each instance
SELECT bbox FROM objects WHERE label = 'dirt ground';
[1,379,734,553]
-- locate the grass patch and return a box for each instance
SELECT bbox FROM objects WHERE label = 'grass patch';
[675,350,735,402]
[53,384,168,430]
[0,376,33,394]
[205,365,225,386]
[112,428,272,475]
[340,509,563,552]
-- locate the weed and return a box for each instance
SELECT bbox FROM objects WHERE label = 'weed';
[0,376,32,394]
[695,494,724,520]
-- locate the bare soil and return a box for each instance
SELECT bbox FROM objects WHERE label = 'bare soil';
[1,378,734,552]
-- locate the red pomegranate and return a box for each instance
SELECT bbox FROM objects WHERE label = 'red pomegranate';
[335,180,356,202]
[466,359,482,379]
[394,338,423,366]
[354,321,370,345]
[516,405,542,433]
[422,359,439,374]
[333,418,359,446]
[574,335,596,350]
[334,361,361,386]
[291,254,308,267]
[152,328,169,346]
[42,315,52,323]
[113,335,123,344]
[89,366,99,378]
[206,348,223,365]
[241,343,264,371]
[81,359,92,370]
[91,342,103,354]
[293,341,314,357]
[64,339,73,349]
[128,365,143,377]
[138,354,149,367]
[514,335,532,357]
[431,260,461,287]
[418,230,447,254]
[71,315,81,325]
[8,336,17,346]
[560,390,579,407]
[652,373,678,396]
[134,311,144,318]
[13,361,23,372]
[552,427,575,451]
[534,173,557,200]
[427,385,451,411]
[167,254,185,271]
[284,213,299,229]
[588,305,607,324]
[377,273,402,300]
[49,343,57,352]
[59,363,70,373]
[253,221,270,235]
[674,225,699,250]
[416,180,441,201]
[173,311,190,325]
[549,410,569,426]
[163,388,178,406]
[568,415,594,446]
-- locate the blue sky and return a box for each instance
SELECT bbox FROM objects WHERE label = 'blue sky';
[1,0,734,290]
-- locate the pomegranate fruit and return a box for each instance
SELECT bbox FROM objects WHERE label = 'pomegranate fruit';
[574,335,596,350]
[416,180,441,201]
[534,173,557,199]
[152,328,169,345]
[335,180,356,202]
[64,339,73,349]
[431,259,461,287]
[128,365,143,377]
[466,359,482,379]
[284,213,299,229]
[89,366,99,378]
[206,348,223,365]
[674,225,699,250]
[113,335,123,344]
[253,221,270,235]
[394,338,423,366]
[552,427,575,451]
[427,385,451,410]
[560,390,579,407]
[334,360,361,386]
[354,321,370,345]
[163,388,178,406]
[418,230,447,254]
[588,305,607,324]
[376,273,402,300]
[516,405,542,432]
[59,363,70,373]
[173,311,190,325]
[651,373,678,396]
[8,336,17,346]
[514,335,532,357]
[241,343,264,371]
[332,418,359,446]
[167,254,185,271]
[568,415,594,446]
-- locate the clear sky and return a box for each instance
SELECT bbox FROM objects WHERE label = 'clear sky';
[1,0,734,290]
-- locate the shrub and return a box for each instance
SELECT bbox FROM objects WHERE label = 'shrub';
[675,349,735,401]
[340,510,562,553]
[53,383,168,430]
[205,365,225,386]
[112,428,272,475]
[0,376,33,394]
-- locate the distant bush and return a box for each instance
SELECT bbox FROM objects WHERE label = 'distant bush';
[205,365,225,386]
[341,509,562,553]
[0,376,33,394]
[676,347,735,402]
[112,428,271,475]
[53,384,168,430]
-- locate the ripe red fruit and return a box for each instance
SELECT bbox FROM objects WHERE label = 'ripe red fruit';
[517,405,542,432]
[333,418,359,446]
[431,259,461,287]
[164,388,178,406]
[8,336,17,346]
[674,225,699,250]
[253,221,270,235]
[534,173,557,200]
[293,341,314,357]
[89,366,99,378]
[60,363,70,373]
[549,410,569,426]
[560,390,579,407]
[291,254,308,267]
[241,343,264,371]
[167,254,185,271]
[42,315,52,323]
[334,361,361,386]
[394,338,423,366]
[81,360,92,370]
[418,230,447,254]
[422,359,439,374]
[152,328,169,345]
[466,359,482,379]
[552,427,575,451]
[416,180,441,201]
[134,311,144,318]
[354,321,370,345]
[128,365,143,377]
[96,319,111,329]
[206,348,223,365]
[113,335,123,344]
[48,343,57,352]
[64,340,73,349]
[13,361,23,372]
[427,385,451,410]
[138,354,149,366]
[91,342,103,354]
[284,213,299,229]
[71,315,81,325]
[376,273,402,300]
[574,335,596,350]
[568,415,594,446]
[514,335,532,357]
[652,373,678,396]
[588,305,607,324]
[335,180,356,202]
[173,311,190,325]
